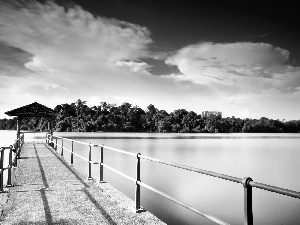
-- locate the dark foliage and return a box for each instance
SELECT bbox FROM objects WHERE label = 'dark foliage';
[1,99,300,133]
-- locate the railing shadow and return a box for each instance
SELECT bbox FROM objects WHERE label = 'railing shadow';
[43,143,89,189]
[43,143,118,225]
[33,143,52,224]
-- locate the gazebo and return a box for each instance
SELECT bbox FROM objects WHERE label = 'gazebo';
[5,102,55,148]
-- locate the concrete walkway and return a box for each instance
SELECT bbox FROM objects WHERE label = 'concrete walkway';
[0,142,165,225]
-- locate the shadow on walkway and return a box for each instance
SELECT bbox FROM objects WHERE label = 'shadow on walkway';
[41,143,117,225]
[34,143,52,224]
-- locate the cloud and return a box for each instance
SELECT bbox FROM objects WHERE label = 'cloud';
[0,0,199,118]
[115,60,152,74]
[164,42,300,119]
[0,1,299,120]
[24,57,54,73]
[166,42,300,94]
[0,1,152,73]
[44,84,67,90]
[0,41,33,76]
[0,1,153,91]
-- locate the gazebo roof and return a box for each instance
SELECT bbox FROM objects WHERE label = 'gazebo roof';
[5,102,54,117]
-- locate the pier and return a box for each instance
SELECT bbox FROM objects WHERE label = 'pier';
[0,137,165,224]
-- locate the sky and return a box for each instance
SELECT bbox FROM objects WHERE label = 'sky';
[0,0,299,120]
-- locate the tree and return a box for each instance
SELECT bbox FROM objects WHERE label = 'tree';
[145,104,158,132]
[75,99,88,116]
[284,120,299,133]
[2,99,299,133]
[205,114,221,132]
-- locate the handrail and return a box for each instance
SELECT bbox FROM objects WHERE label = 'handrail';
[140,155,243,184]
[249,180,300,199]
[138,181,230,225]
[0,133,24,191]
[47,134,231,224]
[0,166,11,174]
[102,163,136,182]
[20,131,46,133]
[51,135,97,146]
[97,145,137,157]
[45,134,300,225]
[54,142,96,164]
[0,147,10,152]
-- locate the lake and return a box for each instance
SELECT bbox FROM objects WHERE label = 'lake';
[1,131,300,225]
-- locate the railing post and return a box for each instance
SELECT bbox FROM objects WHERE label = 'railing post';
[16,117,21,149]
[0,149,4,192]
[135,153,142,212]
[22,134,24,147]
[7,146,13,187]
[13,146,18,167]
[55,138,58,151]
[99,145,104,183]
[88,143,92,180]
[71,140,74,165]
[19,135,21,149]
[61,138,64,157]
[242,177,253,225]
[17,135,22,159]
[50,133,53,147]
[17,144,21,159]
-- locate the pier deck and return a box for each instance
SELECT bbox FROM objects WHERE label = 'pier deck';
[0,142,165,225]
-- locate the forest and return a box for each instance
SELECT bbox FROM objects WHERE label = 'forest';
[1,99,300,133]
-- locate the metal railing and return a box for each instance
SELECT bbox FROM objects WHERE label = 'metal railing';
[46,133,300,225]
[0,133,24,191]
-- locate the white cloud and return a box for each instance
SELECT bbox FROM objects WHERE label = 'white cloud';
[0,1,191,118]
[24,57,54,73]
[166,42,300,93]
[115,60,152,73]
[0,2,299,120]
[45,84,67,90]
[164,42,300,119]
[0,1,153,95]
[0,1,152,72]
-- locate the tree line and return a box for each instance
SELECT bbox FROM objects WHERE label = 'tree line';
[1,99,300,133]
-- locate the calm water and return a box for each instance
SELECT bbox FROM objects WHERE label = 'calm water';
[1,131,300,224]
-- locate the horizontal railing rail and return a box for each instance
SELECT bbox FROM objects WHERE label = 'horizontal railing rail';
[46,133,300,225]
[248,180,300,199]
[137,180,230,225]
[140,155,243,184]
[54,142,97,164]
[20,131,47,134]
[139,155,300,199]
[49,135,98,147]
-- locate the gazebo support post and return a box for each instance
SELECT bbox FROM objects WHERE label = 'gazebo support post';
[48,119,54,147]
[16,116,21,150]
[51,120,53,147]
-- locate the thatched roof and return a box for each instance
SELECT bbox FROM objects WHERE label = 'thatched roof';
[5,102,54,117]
